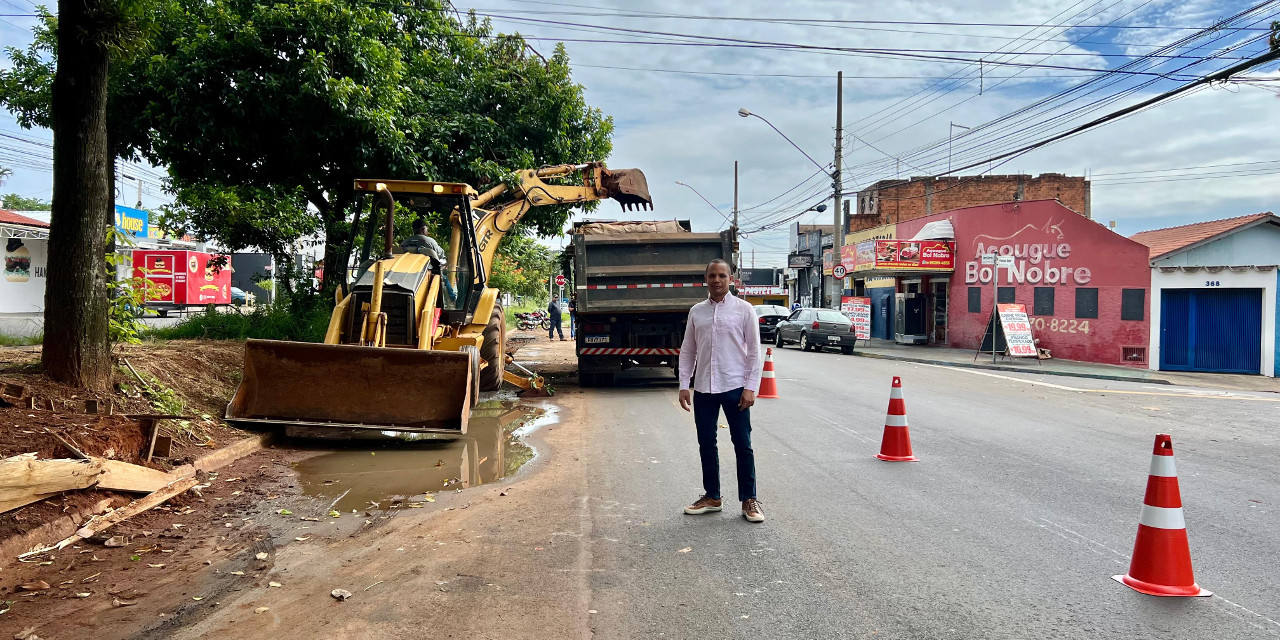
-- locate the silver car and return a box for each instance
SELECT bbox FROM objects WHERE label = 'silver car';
[774,307,858,354]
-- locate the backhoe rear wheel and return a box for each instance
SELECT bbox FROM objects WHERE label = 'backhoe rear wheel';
[460,345,480,408]
[479,303,506,392]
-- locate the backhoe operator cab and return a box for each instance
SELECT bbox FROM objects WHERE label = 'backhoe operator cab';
[331,180,489,348]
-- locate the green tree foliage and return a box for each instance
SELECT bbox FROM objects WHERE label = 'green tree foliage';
[1,194,52,210]
[2,1,614,293]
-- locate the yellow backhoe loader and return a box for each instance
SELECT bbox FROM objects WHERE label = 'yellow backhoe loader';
[225,163,651,437]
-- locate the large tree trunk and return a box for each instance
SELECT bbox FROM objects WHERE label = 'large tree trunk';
[42,0,113,389]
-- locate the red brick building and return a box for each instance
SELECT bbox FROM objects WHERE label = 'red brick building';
[892,200,1151,366]
[850,173,1090,233]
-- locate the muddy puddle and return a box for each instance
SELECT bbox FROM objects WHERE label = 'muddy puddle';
[289,400,554,512]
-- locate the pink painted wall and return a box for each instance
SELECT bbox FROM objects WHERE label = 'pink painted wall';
[898,200,1151,366]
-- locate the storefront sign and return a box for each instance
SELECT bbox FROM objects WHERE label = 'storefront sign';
[839,244,857,270]
[114,205,149,239]
[964,219,1092,286]
[997,303,1038,357]
[873,239,955,271]
[788,253,814,269]
[843,296,871,339]
[741,285,784,296]
[822,248,834,275]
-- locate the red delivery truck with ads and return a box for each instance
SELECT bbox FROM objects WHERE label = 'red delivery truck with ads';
[131,250,232,316]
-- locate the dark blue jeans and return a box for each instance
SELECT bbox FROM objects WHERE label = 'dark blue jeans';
[693,388,756,502]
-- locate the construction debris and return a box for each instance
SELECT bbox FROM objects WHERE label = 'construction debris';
[0,454,178,515]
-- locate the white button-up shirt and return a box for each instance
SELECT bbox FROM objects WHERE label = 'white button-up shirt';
[678,292,762,394]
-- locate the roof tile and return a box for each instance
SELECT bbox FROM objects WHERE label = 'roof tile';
[0,209,50,228]
[1129,212,1276,259]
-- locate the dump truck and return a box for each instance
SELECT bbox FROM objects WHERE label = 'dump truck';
[570,220,735,386]
[225,163,651,437]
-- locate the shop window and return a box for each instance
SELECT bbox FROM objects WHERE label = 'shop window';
[1075,288,1098,319]
[1121,289,1145,321]
[997,287,1015,304]
[967,287,981,313]
[1033,287,1055,316]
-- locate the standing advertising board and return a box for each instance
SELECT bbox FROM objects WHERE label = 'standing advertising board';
[997,304,1038,357]
[842,296,872,340]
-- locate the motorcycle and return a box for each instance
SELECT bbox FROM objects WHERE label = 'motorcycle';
[515,310,552,331]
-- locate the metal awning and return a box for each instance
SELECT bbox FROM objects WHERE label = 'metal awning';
[1,224,49,240]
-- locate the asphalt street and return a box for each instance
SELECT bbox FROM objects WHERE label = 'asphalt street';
[578,345,1280,639]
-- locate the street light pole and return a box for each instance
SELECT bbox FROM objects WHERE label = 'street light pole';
[739,72,844,308]
[832,71,843,310]
[733,160,740,271]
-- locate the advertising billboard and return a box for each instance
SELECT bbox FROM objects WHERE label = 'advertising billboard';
[873,239,955,271]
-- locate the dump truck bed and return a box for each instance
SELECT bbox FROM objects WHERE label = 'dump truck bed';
[572,224,734,313]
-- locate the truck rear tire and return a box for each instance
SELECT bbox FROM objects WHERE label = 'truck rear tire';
[479,303,505,392]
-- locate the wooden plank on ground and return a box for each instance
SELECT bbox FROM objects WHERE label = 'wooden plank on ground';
[0,455,104,514]
[19,475,201,559]
[95,460,172,493]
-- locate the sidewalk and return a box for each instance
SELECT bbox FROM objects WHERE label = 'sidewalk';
[843,339,1280,393]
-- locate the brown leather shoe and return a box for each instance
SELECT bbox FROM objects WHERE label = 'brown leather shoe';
[742,498,765,523]
[683,495,722,515]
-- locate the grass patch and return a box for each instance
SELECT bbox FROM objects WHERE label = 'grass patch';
[0,332,42,346]
[148,301,331,343]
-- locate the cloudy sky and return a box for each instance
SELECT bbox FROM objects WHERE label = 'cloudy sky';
[4,0,1280,266]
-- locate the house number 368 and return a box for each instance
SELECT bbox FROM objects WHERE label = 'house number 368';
[1204,280,1221,286]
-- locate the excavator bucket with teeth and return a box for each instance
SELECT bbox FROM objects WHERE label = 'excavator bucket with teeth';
[601,168,653,211]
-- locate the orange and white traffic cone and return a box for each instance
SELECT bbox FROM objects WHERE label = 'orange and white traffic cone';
[875,376,918,462]
[758,348,780,399]
[1113,434,1210,597]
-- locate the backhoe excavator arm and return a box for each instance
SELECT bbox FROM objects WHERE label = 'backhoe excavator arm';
[469,163,651,279]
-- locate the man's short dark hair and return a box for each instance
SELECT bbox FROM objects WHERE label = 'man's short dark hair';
[412,218,427,233]
[705,258,730,274]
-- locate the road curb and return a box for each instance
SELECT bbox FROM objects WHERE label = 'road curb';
[845,350,1173,385]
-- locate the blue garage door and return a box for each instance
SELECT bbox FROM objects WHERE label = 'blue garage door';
[1160,288,1263,373]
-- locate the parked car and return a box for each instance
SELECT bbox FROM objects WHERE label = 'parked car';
[774,307,858,354]
[753,304,791,342]
[230,286,254,307]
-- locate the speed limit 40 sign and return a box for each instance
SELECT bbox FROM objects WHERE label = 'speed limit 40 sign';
[833,264,847,279]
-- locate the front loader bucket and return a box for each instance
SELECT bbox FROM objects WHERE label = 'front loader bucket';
[601,167,653,211]
[225,339,472,435]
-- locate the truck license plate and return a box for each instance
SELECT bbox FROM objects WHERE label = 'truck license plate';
[826,335,840,342]
[584,335,609,344]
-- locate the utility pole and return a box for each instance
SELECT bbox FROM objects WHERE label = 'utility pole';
[733,160,740,271]
[831,71,843,310]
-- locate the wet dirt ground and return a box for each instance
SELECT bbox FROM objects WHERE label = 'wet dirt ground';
[0,396,557,640]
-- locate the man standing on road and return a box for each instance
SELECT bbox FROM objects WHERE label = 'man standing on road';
[547,297,565,341]
[678,259,764,523]
[568,295,577,338]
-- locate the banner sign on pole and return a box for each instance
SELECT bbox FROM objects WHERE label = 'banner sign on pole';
[996,303,1038,357]
[842,296,871,340]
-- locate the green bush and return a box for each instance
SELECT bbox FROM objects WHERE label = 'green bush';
[149,297,331,342]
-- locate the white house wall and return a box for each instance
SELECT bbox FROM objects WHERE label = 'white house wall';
[1148,267,1277,377]
[1,237,49,313]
